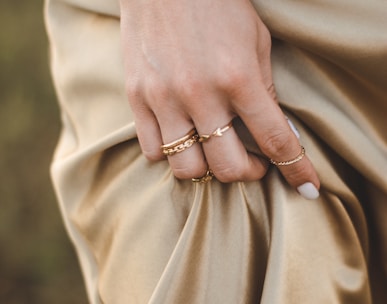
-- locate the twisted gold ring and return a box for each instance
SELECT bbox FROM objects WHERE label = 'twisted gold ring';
[192,169,214,183]
[161,128,199,156]
[270,145,306,166]
[198,121,233,143]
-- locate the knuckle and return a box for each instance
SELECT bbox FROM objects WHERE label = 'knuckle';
[142,148,164,161]
[260,129,290,158]
[146,76,170,102]
[217,66,258,102]
[174,71,205,101]
[212,164,244,183]
[172,161,207,180]
[217,64,250,93]
[259,26,272,49]
[173,167,192,179]
[125,77,142,101]
[258,42,271,62]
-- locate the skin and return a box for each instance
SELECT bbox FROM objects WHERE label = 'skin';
[119,0,320,191]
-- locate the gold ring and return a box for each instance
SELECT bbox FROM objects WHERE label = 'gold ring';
[192,169,214,183]
[161,128,199,156]
[269,145,305,166]
[198,121,233,143]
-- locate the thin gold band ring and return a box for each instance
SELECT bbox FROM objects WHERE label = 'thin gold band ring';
[269,146,306,166]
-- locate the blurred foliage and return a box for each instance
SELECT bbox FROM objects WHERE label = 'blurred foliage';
[0,0,88,303]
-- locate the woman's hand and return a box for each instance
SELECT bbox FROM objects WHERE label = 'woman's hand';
[119,0,320,199]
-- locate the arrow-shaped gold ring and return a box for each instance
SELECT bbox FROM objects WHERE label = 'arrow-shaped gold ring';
[198,120,233,143]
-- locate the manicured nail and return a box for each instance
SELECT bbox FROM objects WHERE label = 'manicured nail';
[286,117,300,139]
[297,182,319,200]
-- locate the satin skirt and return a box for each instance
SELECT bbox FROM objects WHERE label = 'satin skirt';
[45,0,387,303]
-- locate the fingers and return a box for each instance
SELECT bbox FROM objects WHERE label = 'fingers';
[132,79,320,200]
[194,116,269,183]
[131,71,271,182]
[136,101,268,182]
[233,77,320,199]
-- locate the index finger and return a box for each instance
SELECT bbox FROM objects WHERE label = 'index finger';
[233,80,320,200]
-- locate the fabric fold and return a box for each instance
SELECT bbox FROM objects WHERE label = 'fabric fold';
[45,0,387,302]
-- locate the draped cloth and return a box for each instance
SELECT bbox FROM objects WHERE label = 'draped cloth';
[44,0,387,303]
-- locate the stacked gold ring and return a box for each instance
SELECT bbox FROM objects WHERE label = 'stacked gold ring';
[161,128,199,156]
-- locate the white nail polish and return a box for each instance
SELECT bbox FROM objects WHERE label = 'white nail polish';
[286,117,300,139]
[297,182,319,200]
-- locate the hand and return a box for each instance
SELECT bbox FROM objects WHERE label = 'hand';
[119,0,320,199]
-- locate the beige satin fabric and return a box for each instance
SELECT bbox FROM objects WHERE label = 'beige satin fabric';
[45,0,387,303]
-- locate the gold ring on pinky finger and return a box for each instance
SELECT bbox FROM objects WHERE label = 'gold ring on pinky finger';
[270,145,306,166]
[192,169,214,183]
[198,120,233,143]
[161,128,199,156]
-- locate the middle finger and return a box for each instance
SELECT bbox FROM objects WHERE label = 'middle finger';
[194,114,269,183]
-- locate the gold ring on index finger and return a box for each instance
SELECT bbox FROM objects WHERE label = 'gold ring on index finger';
[269,145,305,166]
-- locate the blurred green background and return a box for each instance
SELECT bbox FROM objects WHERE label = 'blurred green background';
[0,1,88,303]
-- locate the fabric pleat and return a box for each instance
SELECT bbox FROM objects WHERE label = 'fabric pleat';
[45,0,387,303]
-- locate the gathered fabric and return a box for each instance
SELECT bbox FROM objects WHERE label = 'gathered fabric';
[45,0,387,303]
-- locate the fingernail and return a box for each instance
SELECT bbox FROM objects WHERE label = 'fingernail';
[286,117,300,139]
[297,182,319,200]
